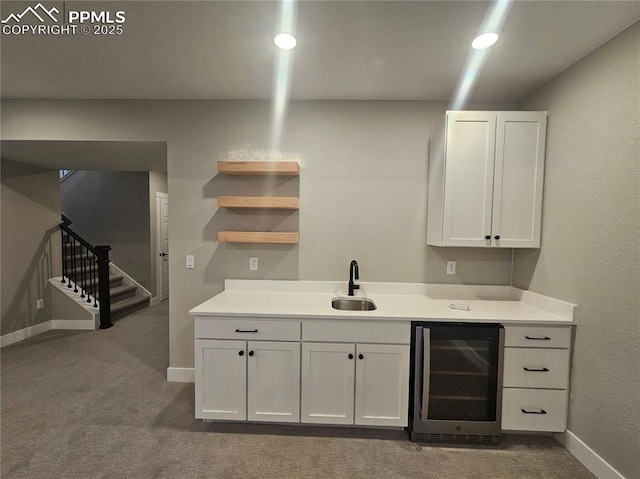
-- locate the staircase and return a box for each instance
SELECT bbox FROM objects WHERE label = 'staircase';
[108,273,149,320]
[60,216,150,327]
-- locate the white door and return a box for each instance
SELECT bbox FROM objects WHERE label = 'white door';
[156,193,169,301]
[301,342,355,425]
[442,111,497,247]
[492,112,547,248]
[195,339,246,420]
[354,344,410,427]
[247,341,300,423]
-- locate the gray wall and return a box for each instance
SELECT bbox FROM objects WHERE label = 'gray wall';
[515,23,639,478]
[61,170,153,293]
[0,98,516,368]
[1,160,61,335]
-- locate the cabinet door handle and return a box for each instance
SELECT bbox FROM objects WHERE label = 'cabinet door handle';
[238,350,244,356]
[485,235,491,240]
[358,353,364,360]
[494,235,501,240]
[235,329,258,333]
[521,409,547,415]
[523,367,550,372]
[248,351,254,357]
[525,335,551,341]
[348,353,354,359]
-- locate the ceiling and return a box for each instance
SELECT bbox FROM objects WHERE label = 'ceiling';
[1,0,638,101]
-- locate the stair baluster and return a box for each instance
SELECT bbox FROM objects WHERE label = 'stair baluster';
[60,215,112,329]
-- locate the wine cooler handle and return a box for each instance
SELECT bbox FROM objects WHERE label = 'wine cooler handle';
[421,327,431,420]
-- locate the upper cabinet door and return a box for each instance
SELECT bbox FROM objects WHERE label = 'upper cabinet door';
[427,110,547,248]
[492,112,547,248]
[442,111,497,247]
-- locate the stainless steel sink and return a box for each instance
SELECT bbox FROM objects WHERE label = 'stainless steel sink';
[331,297,377,311]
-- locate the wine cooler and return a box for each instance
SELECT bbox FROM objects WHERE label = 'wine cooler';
[410,322,504,445]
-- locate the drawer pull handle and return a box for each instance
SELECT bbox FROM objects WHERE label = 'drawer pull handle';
[523,367,550,372]
[235,329,258,333]
[525,335,551,340]
[521,408,547,415]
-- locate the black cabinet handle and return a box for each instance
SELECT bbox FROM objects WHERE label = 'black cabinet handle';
[485,235,491,240]
[248,351,254,357]
[238,350,244,356]
[348,353,354,359]
[521,409,547,415]
[358,353,364,360]
[235,329,258,333]
[525,336,551,341]
[523,367,550,372]
[494,235,501,240]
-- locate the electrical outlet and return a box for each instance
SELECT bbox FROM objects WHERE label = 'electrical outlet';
[186,255,195,269]
[36,299,44,310]
[249,257,258,271]
[446,261,456,275]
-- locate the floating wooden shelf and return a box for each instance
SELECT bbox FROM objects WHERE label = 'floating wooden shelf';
[218,231,299,244]
[217,161,299,176]
[217,196,299,210]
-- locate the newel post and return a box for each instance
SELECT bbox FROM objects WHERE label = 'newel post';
[95,245,113,329]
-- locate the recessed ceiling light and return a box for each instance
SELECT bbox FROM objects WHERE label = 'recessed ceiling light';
[274,33,297,50]
[471,32,499,50]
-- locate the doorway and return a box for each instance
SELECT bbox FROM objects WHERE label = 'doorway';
[155,192,169,302]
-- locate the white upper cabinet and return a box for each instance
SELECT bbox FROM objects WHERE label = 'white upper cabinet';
[427,111,547,248]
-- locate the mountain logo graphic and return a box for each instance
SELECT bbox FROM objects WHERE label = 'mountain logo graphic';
[1,3,59,24]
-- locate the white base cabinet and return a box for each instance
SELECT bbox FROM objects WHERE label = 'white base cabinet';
[301,321,411,428]
[301,342,410,427]
[301,343,355,424]
[501,325,571,432]
[195,339,247,421]
[195,339,300,422]
[194,317,411,428]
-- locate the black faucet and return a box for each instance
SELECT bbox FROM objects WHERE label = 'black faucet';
[348,260,360,296]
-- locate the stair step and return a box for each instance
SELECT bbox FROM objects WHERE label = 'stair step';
[65,274,123,287]
[111,295,150,319]
[110,284,136,302]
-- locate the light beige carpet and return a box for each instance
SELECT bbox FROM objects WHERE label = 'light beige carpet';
[1,302,595,479]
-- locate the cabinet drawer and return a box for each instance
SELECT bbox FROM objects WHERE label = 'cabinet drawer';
[503,348,569,389]
[195,319,300,341]
[302,321,410,344]
[504,326,571,348]
[502,389,567,432]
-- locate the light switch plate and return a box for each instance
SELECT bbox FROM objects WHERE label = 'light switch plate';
[186,255,195,269]
[36,299,44,309]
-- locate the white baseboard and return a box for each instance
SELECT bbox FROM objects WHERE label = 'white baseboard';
[1,321,53,348]
[1,318,97,348]
[51,319,96,330]
[167,367,195,383]
[555,430,626,479]
[149,296,161,307]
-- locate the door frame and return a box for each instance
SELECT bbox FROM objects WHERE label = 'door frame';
[155,192,169,302]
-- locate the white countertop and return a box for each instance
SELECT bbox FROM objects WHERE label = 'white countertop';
[190,280,576,325]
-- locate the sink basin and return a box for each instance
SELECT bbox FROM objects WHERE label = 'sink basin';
[331,297,377,311]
